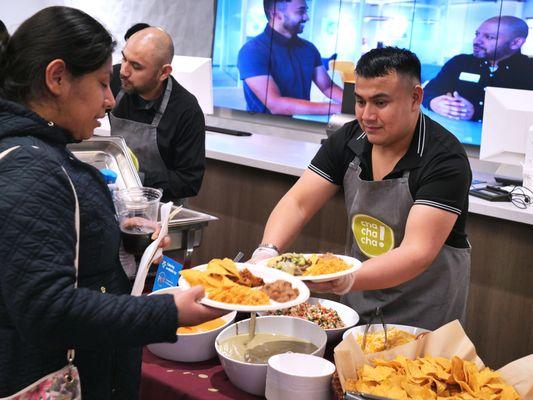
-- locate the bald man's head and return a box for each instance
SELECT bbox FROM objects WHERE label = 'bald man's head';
[484,16,529,40]
[473,16,528,61]
[120,27,174,99]
[128,27,174,67]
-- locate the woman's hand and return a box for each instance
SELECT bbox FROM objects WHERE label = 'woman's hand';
[151,223,170,264]
[172,286,227,327]
[151,222,170,248]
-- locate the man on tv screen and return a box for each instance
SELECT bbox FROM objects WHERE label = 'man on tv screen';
[237,0,343,116]
[423,15,533,122]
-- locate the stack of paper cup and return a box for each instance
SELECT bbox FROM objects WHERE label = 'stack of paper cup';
[265,353,335,400]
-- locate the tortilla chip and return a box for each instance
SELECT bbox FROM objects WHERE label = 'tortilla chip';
[180,269,209,287]
[205,263,232,277]
[181,268,237,292]
[346,355,520,400]
[207,258,239,278]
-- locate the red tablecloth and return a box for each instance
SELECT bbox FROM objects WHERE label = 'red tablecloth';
[140,342,340,400]
[140,348,263,400]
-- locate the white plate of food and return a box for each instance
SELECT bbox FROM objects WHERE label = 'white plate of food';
[257,253,362,283]
[261,297,359,342]
[178,258,310,312]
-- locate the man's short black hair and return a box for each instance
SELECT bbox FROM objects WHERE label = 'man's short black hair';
[355,47,421,83]
[263,0,291,19]
[124,22,150,41]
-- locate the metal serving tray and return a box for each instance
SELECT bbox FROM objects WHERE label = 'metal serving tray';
[68,135,141,190]
[165,207,217,253]
[68,136,217,260]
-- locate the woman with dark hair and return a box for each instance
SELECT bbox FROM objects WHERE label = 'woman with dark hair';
[0,7,222,399]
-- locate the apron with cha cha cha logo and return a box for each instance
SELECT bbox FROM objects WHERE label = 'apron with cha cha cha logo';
[341,120,470,330]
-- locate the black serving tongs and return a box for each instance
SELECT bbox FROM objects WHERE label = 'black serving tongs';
[361,307,388,352]
[346,308,392,400]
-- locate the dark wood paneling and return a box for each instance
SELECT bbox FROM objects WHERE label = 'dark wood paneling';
[189,159,533,369]
[464,214,533,368]
[189,159,347,263]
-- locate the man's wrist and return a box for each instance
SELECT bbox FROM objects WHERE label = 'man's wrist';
[251,243,280,261]
[257,243,280,254]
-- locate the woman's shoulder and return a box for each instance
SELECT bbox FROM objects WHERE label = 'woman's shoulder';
[0,136,65,164]
[0,136,71,196]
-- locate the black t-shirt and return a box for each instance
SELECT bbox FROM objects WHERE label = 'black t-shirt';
[310,114,472,248]
[110,66,205,199]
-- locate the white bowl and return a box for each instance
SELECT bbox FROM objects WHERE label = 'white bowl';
[147,287,237,362]
[266,353,336,400]
[261,297,359,342]
[215,316,328,396]
[342,323,430,341]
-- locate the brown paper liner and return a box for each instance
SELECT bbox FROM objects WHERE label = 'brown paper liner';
[333,320,533,399]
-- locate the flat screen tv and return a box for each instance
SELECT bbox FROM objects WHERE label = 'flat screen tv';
[212,0,533,147]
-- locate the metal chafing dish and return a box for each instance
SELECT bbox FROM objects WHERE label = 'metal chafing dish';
[68,135,142,189]
[68,136,217,266]
[164,207,216,266]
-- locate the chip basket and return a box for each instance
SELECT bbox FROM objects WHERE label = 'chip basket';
[332,371,395,400]
[333,307,391,400]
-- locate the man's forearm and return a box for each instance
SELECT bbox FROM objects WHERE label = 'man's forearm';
[332,84,344,103]
[261,170,340,250]
[268,97,340,115]
[351,243,435,291]
[260,194,310,251]
[320,84,343,103]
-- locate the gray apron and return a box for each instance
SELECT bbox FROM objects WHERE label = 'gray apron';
[341,117,471,330]
[109,78,172,192]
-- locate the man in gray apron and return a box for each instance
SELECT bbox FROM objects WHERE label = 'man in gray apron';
[109,27,205,203]
[252,47,471,330]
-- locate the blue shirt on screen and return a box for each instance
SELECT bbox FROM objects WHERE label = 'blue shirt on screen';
[237,24,322,113]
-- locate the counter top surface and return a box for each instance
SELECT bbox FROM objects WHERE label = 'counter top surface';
[206,131,533,226]
[206,131,320,177]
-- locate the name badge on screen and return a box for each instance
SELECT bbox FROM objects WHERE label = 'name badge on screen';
[459,72,480,83]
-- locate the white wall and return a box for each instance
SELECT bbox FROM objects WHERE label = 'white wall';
[1,0,215,58]
[1,0,57,32]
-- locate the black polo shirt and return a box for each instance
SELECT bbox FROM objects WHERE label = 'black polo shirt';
[110,67,205,199]
[310,113,471,248]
